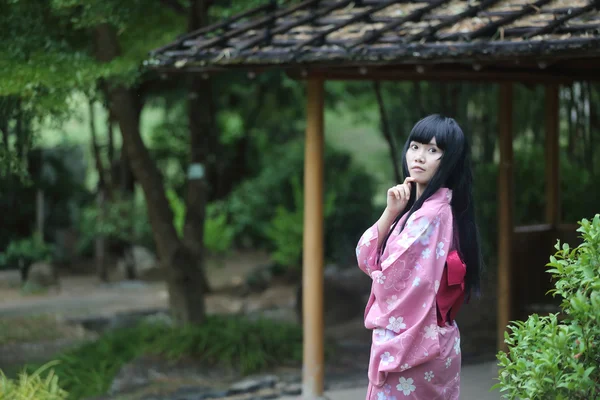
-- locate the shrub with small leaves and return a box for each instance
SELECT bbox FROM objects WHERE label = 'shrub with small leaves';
[494,214,600,399]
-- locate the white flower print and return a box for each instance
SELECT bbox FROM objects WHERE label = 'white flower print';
[423,324,437,339]
[424,371,434,382]
[383,384,392,393]
[377,388,398,400]
[437,325,448,335]
[386,295,398,310]
[380,351,395,366]
[416,224,436,246]
[435,280,440,293]
[445,358,452,369]
[422,303,427,308]
[360,228,374,245]
[396,377,416,396]
[412,277,420,287]
[397,233,414,249]
[454,337,461,355]
[413,262,422,270]
[421,248,431,259]
[372,271,387,284]
[400,363,410,371]
[387,316,407,333]
[436,242,446,259]
[374,328,395,343]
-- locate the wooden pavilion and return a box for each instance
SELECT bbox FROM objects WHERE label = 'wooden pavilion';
[150,0,600,398]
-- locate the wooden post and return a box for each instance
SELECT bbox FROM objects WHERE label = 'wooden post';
[302,77,325,399]
[497,83,514,352]
[545,85,560,226]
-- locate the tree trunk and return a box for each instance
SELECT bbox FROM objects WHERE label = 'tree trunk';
[183,0,214,293]
[95,23,206,324]
[184,76,212,294]
[107,106,115,189]
[95,189,109,282]
[89,98,109,193]
[373,82,402,183]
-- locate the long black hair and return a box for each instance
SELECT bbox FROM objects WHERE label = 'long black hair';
[380,114,482,298]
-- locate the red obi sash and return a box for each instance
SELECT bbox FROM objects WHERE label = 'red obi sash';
[436,250,467,327]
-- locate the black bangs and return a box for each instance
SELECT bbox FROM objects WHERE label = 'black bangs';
[408,114,451,150]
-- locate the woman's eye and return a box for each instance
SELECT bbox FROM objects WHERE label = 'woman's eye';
[411,144,418,150]
[429,148,437,153]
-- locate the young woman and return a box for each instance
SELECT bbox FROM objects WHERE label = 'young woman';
[356,115,483,399]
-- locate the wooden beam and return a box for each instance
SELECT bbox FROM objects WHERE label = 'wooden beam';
[497,83,514,352]
[286,66,599,84]
[302,78,325,399]
[545,84,560,226]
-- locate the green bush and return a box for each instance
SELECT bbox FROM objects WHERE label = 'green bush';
[224,139,376,267]
[494,215,600,399]
[266,175,335,268]
[0,361,68,400]
[167,189,235,257]
[204,203,236,257]
[0,234,54,275]
[76,192,155,256]
[26,315,304,400]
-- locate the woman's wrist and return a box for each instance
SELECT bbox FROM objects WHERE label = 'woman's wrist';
[381,207,400,224]
[377,208,399,244]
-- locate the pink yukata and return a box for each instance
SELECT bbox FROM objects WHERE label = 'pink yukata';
[356,188,463,400]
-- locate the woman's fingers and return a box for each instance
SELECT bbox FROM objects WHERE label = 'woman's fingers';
[401,183,411,201]
[400,185,408,201]
[390,180,413,202]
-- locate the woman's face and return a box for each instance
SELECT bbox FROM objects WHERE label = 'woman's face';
[406,137,444,185]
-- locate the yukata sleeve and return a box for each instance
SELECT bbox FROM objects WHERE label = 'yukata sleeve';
[368,206,453,387]
[356,223,380,276]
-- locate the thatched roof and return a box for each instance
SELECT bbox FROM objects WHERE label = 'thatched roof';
[149,0,600,75]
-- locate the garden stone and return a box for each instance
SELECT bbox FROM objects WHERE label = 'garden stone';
[117,245,161,280]
[228,375,278,394]
[281,383,301,396]
[295,273,366,325]
[244,264,273,293]
[26,262,59,288]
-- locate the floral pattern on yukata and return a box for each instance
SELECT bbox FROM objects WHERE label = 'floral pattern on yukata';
[357,188,462,400]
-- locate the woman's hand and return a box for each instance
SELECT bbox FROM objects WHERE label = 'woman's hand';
[386,177,416,216]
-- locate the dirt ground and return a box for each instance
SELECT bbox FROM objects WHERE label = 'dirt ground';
[0,251,279,319]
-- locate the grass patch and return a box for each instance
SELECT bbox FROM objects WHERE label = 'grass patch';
[0,361,68,400]
[24,315,306,400]
[0,315,84,346]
